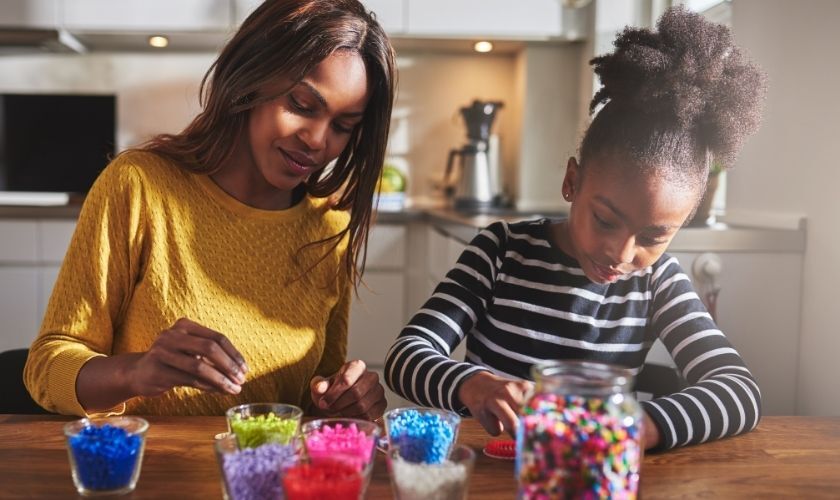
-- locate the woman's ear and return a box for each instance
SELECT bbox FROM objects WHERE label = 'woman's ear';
[562,157,579,202]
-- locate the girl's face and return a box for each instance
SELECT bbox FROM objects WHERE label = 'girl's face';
[558,156,700,284]
[246,50,370,194]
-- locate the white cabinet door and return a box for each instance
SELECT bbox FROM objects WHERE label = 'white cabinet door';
[0,220,38,263]
[348,271,405,368]
[669,251,802,416]
[0,0,58,28]
[366,224,406,270]
[64,0,232,31]
[408,0,563,38]
[39,220,76,263]
[362,0,406,34]
[0,267,39,351]
[233,1,406,33]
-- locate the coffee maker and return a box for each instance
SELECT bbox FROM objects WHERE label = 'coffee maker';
[444,100,506,211]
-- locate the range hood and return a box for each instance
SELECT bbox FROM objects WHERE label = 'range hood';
[0,28,86,54]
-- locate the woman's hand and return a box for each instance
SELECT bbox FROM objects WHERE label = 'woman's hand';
[309,359,387,420]
[458,371,533,437]
[77,318,249,412]
[127,318,249,397]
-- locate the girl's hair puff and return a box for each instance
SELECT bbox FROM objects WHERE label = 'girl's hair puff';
[580,6,766,195]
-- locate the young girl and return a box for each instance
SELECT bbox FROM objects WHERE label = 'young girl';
[24,0,396,419]
[385,7,765,450]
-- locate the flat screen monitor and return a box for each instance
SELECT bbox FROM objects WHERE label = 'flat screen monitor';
[0,93,116,194]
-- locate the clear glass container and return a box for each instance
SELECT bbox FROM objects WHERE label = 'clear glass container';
[63,416,148,497]
[516,360,643,499]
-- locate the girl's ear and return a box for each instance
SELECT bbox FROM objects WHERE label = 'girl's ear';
[562,157,580,202]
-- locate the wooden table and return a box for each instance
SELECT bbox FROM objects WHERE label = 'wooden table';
[1,415,838,498]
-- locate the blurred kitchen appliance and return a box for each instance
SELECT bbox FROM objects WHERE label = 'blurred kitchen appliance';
[444,100,506,211]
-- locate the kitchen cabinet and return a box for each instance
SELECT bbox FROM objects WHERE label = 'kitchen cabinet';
[233,0,406,33]
[63,0,231,32]
[0,0,58,28]
[0,219,74,352]
[670,251,802,416]
[407,0,565,39]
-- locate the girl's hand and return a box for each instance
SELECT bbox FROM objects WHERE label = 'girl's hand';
[127,318,248,397]
[309,359,387,420]
[457,371,533,437]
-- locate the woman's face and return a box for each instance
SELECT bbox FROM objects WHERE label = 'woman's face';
[246,50,370,193]
[559,156,700,284]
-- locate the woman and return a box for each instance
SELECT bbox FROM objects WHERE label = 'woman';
[25,0,397,419]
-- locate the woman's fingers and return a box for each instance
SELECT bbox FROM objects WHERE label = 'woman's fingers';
[176,318,249,371]
[152,343,242,395]
[166,320,247,386]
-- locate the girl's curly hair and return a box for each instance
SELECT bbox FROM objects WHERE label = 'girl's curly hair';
[579,6,766,194]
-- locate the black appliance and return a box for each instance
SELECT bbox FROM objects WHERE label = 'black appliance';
[0,93,116,194]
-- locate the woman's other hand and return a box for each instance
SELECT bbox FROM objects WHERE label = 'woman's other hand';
[458,371,533,437]
[128,318,249,397]
[309,359,387,420]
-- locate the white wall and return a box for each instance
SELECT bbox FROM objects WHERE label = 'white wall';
[729,0,840,415]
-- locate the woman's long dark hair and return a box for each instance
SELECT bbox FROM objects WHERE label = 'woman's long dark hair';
[139,0,396,287]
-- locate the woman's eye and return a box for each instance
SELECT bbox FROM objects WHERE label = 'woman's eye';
[288,95,312,114]
[332,122,354,134]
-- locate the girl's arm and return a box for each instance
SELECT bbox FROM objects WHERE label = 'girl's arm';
[642,255,761,450]
[384,222,509,413]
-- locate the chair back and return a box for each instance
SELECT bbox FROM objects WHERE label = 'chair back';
[0,349,52,414]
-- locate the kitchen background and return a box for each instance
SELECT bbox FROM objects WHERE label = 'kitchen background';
[0,0,837,417]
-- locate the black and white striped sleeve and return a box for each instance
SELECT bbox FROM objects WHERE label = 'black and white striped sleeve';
[384,222,508,413]
[641,256,762,450]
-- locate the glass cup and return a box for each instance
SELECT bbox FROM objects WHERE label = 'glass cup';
[214,432,298,500]
[63,416,149,497]
[300,417,380,494]
[388,443,475,500]
[282,459,365,500]
[384,407,461,464]
[225,403,302,448]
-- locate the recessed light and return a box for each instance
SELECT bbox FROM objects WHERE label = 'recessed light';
[473,41,493,53]
[148,35,169,48]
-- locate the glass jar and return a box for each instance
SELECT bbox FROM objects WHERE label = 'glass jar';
[516,360,643,499]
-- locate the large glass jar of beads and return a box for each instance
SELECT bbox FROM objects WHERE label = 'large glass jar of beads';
[516,360,643,499]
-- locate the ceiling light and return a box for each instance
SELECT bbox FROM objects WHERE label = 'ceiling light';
[148,35,169,48]
[473,41,493,53]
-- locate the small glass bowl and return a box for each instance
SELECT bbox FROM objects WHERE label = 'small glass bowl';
[215,432,298,500]
[301,418,380,494]
[63,416,149,497]
[225,403,302,448]
[384,407,461,464]
[388,443,475,500]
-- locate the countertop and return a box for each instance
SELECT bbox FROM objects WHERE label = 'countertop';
[0,200,806,253]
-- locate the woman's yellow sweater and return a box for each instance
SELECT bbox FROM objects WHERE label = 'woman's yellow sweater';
[24,151,351,416]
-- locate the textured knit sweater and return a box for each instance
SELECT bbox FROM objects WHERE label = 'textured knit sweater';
[384,219,761,450]
[24,151,351,417]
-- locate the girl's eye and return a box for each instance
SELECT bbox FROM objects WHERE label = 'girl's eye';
[637,236,667,247]
[593,212,614,230]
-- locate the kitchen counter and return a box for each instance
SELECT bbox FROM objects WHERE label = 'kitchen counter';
[0,201,806,253]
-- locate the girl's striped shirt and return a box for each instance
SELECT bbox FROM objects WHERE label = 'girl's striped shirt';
[384,218,761,449]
